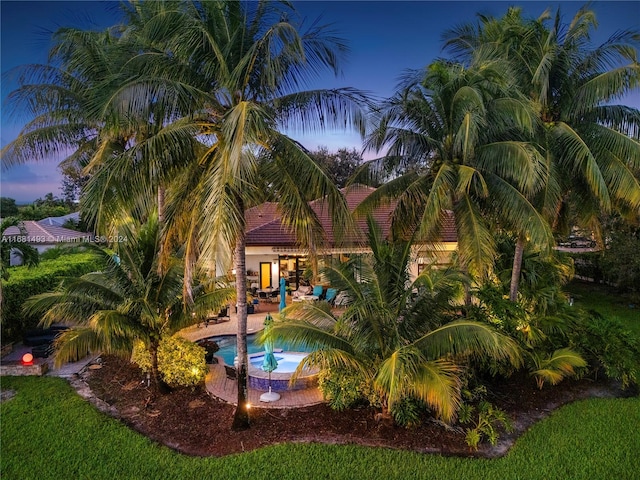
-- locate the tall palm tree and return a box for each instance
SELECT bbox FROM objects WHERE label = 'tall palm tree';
[269,218,521,424]
[443,5,640,301]
[358,60,551,288]
[84,0,368,429]
[23,215,233,391]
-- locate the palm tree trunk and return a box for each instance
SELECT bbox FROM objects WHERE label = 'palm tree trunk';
[157,186,166,276]
[149,339,169,394]
[509,237,525,302]
[231,214,250,430]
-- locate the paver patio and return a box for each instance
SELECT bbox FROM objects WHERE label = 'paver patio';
[180,299,325,409]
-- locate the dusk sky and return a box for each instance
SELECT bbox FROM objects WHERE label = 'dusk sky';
[1,1,639,203]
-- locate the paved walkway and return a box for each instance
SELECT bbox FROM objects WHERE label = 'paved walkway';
[2,344,99,378]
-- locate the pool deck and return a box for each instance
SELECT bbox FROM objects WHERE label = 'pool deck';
[180,301,325,409]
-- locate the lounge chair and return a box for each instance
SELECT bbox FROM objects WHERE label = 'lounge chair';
[312,285,324,298]
[292,285,312,299]
[334,291,351,307]
[324,288,338,305]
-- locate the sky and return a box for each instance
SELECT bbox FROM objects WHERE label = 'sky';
[1,0,639,203]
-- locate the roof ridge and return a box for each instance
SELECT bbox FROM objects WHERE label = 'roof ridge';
[31,221,53,236]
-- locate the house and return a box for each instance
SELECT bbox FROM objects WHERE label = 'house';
[37,212,81,227]
[242,185,457,290]
[2,221,93,265]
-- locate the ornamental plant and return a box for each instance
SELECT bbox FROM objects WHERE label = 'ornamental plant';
[132,336,207,388]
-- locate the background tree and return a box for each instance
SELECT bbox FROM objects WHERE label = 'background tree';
[359,59,550,290]
[309,146,362,189]
[0,198,19,217]
[443,5,640,301]
[599,214,640,295]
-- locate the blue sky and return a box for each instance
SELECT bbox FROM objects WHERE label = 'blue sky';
[1,0,639,203]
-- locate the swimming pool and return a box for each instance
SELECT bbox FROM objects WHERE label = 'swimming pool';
[199,332,312,366]
[198,333,318,391]
[249,352,307,374]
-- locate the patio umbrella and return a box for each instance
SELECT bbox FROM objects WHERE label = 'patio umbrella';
[279,276,287,312]
[259,314,280,402]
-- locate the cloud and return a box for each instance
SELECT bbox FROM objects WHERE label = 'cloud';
[1,162,62,203]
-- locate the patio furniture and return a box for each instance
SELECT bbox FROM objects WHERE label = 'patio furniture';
[334,291,351,307]
[324,288,338,305]
[312,285,324,298]
[268,290,280,303]
[224,365,237,389]
[292,285,312,299]
[291,294,319,302]
[217,306,230,322]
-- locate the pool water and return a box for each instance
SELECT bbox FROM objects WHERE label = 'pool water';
[201,332,312,366]
[249,353,308,374]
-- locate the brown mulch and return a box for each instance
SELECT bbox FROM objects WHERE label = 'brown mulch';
[79,355,629,458]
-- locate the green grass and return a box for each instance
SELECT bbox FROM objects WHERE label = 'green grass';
[1,376,638,480]
[565,281,640,337]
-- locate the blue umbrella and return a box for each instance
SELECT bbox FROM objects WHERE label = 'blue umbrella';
[279,276,287,312]
[260,314,280,402]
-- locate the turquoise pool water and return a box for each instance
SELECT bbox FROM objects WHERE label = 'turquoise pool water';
[199,332,312,366]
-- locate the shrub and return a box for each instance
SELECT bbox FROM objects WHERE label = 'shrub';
[39,245,89,261]
[132,336,207,388]
[390,397,424,428]
[1,253,102,341]
[458,401,513,450]
[317,367,381,411]
[572,312,640,389]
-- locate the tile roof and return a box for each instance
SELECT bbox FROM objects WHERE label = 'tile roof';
[245,184,457,248]
[37,212,81,227]
[2,221,93,244]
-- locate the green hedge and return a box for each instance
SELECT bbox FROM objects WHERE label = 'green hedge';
[1,253,103,342]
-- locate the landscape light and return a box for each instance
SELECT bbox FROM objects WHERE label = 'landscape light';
[22,353,34,365]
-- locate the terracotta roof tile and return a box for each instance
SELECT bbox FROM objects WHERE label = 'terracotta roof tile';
[2,221,92,244]
[245,185,457,248]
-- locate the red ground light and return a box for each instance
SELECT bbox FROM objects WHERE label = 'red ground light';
[22,353,34,365]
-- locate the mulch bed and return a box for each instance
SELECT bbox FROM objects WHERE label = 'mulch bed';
[81,355,629,458]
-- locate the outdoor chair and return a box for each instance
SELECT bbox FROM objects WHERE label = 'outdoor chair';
[292,285,312,299]
[334,291,351,307]
[268,290,279,303]
[324,288,338,305]
[258,291,269,302]
[224,365,237,389]
[312,285,324,299]
[216,307,230,323]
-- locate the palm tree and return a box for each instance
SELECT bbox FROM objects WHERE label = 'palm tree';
[358,59,551,292]
[269,218,521,424]
[88,0,368,429]
[443,5,640,301]
[23,215,233,391]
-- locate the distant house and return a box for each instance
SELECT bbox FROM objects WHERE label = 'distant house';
[37,212,81,227]
[2,221,93,265]
[242,185,458,290]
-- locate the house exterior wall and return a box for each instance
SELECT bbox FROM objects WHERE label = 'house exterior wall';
[240,242,458,286]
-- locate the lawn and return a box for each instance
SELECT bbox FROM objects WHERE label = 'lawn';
[565,280,640,337]
[1,376,638,480]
